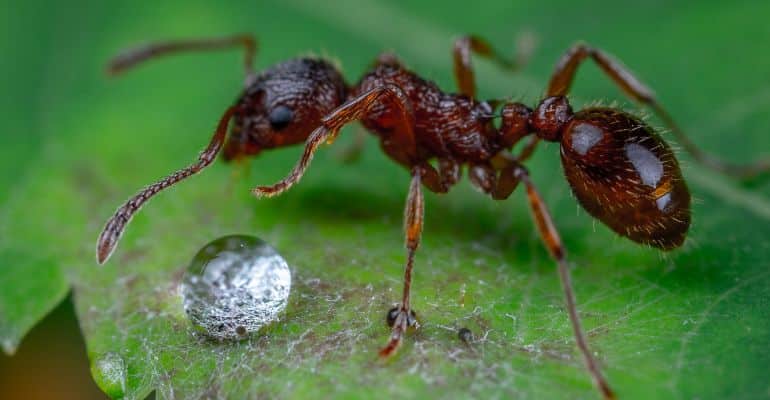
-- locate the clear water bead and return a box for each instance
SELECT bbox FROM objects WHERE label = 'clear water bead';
[181,235,291,340]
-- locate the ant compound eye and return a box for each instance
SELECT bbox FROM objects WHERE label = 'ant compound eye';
[268,105,294,131]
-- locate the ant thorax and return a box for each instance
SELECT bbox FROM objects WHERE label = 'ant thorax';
[354,62,503,166]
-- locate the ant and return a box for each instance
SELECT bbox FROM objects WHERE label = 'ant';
[95,34,770,399]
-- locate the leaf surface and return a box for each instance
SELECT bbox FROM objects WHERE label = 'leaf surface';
[2,0,770,398]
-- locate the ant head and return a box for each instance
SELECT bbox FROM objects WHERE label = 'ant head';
[560,107,691,249]
[223,59,347,161]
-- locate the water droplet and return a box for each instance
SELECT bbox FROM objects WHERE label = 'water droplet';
[181,234,291,340]
[91,352,127,398]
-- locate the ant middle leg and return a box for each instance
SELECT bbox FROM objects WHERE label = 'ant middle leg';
[380,166,425,357]
[252,81,434,356]
[468,163,497,194]
[380,161,460,357]
[453,34,533,97]
[107,34,258,86]
[468,161,521,200]
[419,159,460,193]
[547,42,770,179]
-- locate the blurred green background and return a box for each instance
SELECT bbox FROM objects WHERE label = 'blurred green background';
[2,0,770,399]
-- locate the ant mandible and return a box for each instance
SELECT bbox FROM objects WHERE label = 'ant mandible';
[95,33,770,399]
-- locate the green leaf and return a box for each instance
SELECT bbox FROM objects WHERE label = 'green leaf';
[0,250,68,354]
[3,0,770,398]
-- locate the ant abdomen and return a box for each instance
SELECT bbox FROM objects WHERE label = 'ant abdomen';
[560,108,691,250]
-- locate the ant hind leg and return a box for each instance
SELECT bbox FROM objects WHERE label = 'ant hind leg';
[548,42,770,179]
[511,164,615,399]
[480,156,615,398]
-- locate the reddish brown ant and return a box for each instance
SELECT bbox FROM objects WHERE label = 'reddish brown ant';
[95,34,770,399]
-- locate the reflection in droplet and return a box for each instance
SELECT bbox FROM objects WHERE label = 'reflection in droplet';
[90,352,127,399]
[181,235,291,340]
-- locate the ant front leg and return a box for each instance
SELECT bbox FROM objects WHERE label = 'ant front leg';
[107,34,258,87]
[453,34,533,97]
[252,83,415,197]
[548,42,770,179]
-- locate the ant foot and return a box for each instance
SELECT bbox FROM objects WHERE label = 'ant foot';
[379,306,419,357]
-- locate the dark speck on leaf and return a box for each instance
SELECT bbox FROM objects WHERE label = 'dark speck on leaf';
[458,327,473,344]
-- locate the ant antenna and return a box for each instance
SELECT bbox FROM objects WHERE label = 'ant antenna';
[96,106,238,264]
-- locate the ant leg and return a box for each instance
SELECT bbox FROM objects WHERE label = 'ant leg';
[253,84,415,197]
[500,163,615,399]
[380,166,424,357]
[107,34,258,86]
[419,159,460,193]
[379,161,457,356]
[492,166,518,200]
[548,43,770,179]
[468,164,497,194]
[96,105,240,264]
[453,34,533,97]
[438,158,461,189]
